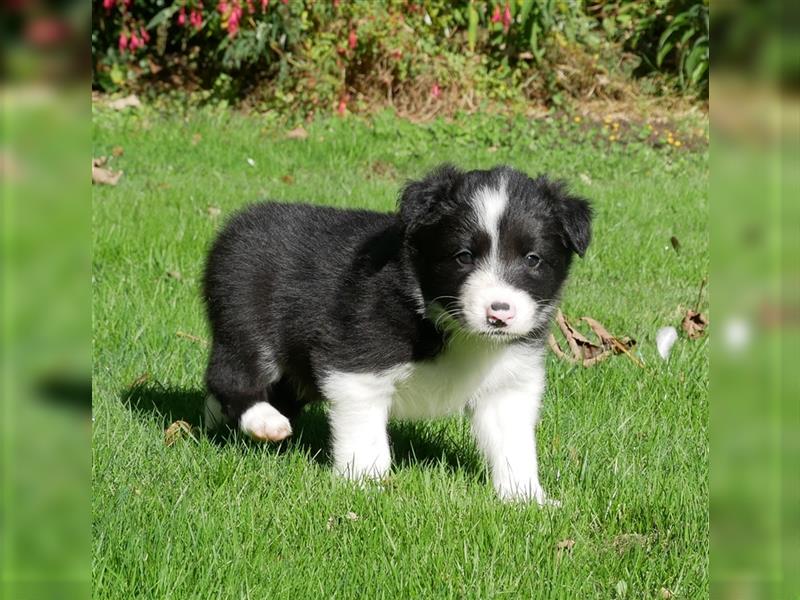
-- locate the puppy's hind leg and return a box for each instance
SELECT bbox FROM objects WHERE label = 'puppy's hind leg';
[205,342,292,442]
[238,400,293,442]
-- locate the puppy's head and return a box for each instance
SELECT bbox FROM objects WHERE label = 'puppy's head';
[400,164,592,340]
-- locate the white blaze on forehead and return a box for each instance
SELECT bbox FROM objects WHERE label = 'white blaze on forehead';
[471,180,509,262]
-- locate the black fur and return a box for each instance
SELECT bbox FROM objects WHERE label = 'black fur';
[203,165,591,423]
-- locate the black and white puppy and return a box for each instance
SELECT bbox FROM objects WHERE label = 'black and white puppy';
[202,164,591,503]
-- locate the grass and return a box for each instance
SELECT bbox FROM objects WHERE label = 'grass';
[92,106,708,598]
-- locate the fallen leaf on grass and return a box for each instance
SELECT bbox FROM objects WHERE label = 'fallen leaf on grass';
[165,420,196,446]
[281,174,294,185]
[166,270,182,281]
[176,331,208,346]
[111,145,125,157]
[682,309,708,339]
[548,310,641,367]
[326,511,360,530]
[555,538,576,562]
[285,126,309,140]
[92,157,122,185]
[556,538,576,551]
[670,235,681,253]
[659,588,673,599]
[207,205,221,218]
[130,372,150,388]
[107,94,141,110]
[579,172,592,186]
[369,160,399,180]
[191,133,202,146]
[613,533,648,554]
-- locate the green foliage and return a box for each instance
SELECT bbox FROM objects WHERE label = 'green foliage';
[92,0,709,111]
[591,0,709,96]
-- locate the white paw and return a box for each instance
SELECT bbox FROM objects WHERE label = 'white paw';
[239,402,292,442]
[496,479,558,507]
[204,395,228,430]
[334,453,391,482]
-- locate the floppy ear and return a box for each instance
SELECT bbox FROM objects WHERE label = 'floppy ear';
[398,164,463,232]
[544,179,593,257]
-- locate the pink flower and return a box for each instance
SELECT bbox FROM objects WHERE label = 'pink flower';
[103,0,115,10]
[333,0,340,7]
[490,4,501,23]
[246,0,254,14]
[129,32,140,49]
[118,32,128,52]
[228,2,242,37]
[177,6,186,25]
[337,98,347,115]
[140,27,150,42]
[348,30,357,50]
[281,0,288,4]
[502,3,512,32]
[261,0,269,9]
[431,83,441,99]
[190,9,203,29]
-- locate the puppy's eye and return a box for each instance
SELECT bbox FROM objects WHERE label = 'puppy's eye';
[525,253,542,268]
[454,250,474,266]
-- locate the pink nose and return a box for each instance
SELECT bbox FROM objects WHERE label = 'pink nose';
[486,301,516,328]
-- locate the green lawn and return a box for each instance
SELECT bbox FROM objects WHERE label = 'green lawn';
[92,106,708,598]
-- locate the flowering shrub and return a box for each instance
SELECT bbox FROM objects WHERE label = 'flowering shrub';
[92,0,708,113]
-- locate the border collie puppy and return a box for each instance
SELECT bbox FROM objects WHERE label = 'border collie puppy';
[203,164,591,503]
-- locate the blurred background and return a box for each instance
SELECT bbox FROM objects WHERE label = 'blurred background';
[1,0,796,597]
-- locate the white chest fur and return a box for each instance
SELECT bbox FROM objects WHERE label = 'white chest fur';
[390,339,545,420]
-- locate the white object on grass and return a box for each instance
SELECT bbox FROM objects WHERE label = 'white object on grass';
[656,326,678,360]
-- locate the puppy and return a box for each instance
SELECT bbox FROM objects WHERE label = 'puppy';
[202,164,591,503]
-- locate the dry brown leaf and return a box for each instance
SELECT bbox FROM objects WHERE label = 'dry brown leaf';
[167,270,182,280]
[281,174,295,185]
[613,533,648,554]
[682,309,708,339]
[286,126,309,140]
[165,420,196,446]
[207,205,221,218]
[659,588,673,599]
[130,372,150,388]
[92,157,122,185]
[326,511,360,530]
[191,133,202,145]
[107,94,141,110]
[548,310,639,367]
[555,538,576,563]
[369,160,399,180]
[111,146,125,157]
[176,331,208,345]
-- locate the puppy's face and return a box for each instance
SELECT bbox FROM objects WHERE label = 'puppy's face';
[401,165,592,340]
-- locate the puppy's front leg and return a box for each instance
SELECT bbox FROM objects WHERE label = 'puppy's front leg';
[322,371,395,481]
[471,387,550,504]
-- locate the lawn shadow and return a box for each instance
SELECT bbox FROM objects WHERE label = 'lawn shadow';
[121,383,331,463]
[122,382,480,476]
[389,420,481,476]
